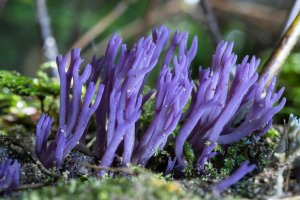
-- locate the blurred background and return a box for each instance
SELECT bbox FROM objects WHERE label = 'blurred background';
[0,0,299,119]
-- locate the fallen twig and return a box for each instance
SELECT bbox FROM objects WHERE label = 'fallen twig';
[199,0,222,46]
[36,0,59,77]
[282,0,300,33]
[84,0,182,58]
[0,0,7,14]
[210,0,286,32]
[259,13,300,87]
[77,162,140,176]
[284,167,291,192]
[69,0,136,52]
[15,182,49,191]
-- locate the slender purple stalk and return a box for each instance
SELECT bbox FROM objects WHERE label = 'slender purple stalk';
[212,161,256,197]
[95,26,174,171]
[132,30,197,166]
[218,75,286,144]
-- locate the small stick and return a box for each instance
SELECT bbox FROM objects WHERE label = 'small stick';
[0,0,7,14]
[69,0,136,51]
[142,0,159,29]
[259,13,300,87]
[210,0,286,28]
[274,166,285,198]
[281,0,300,34]
[15,182,49,191]
[200,0,222,46]
[77,162,139,176]
[284,167,291,192]
[36,0,59,77]
[84,0,182,58]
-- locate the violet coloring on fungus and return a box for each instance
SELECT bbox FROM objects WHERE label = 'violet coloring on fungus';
[0,159,20,193]
[34,26,285,182]
[212,161,256,197]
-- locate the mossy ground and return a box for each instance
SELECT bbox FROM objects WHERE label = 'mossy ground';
[0,70,300,199]
[0,133,300,200]
[18,175,198,200]
[1,167,296,200]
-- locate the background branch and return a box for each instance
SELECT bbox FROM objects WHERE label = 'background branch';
[282,0,300,33]
[260,13,300,86]
[16,183,49,191]
[84,0,182,57]
[36,0,59,77]
[210,0,287,32]
[199,0,222,46]
[69,0,136,52]
[0,0,6,14]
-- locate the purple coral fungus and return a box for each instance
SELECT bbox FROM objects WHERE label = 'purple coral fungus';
[212,161,256,196]
[0,159,20,193]
[35,49,104,168]
[34,26,285,183]
[174,41,286,170]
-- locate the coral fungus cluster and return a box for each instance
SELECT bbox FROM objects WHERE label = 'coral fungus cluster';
[35,25,285,181]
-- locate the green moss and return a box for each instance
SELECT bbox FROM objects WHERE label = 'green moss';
[0,92,23,114]
[202,162,219,181]
[182,141,196,177]
[0,70,59,97]
[265,127,280,140]
[221,141,248,176]
[139,86,155,132]
[182,96,192,114]
[183,141,195,164]
[22,178,133,200]
[21,174,201,200]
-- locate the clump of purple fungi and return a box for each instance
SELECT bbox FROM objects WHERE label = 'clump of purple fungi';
[0,159,20,193]
[35,25,286,193]
[35,49,104,168]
